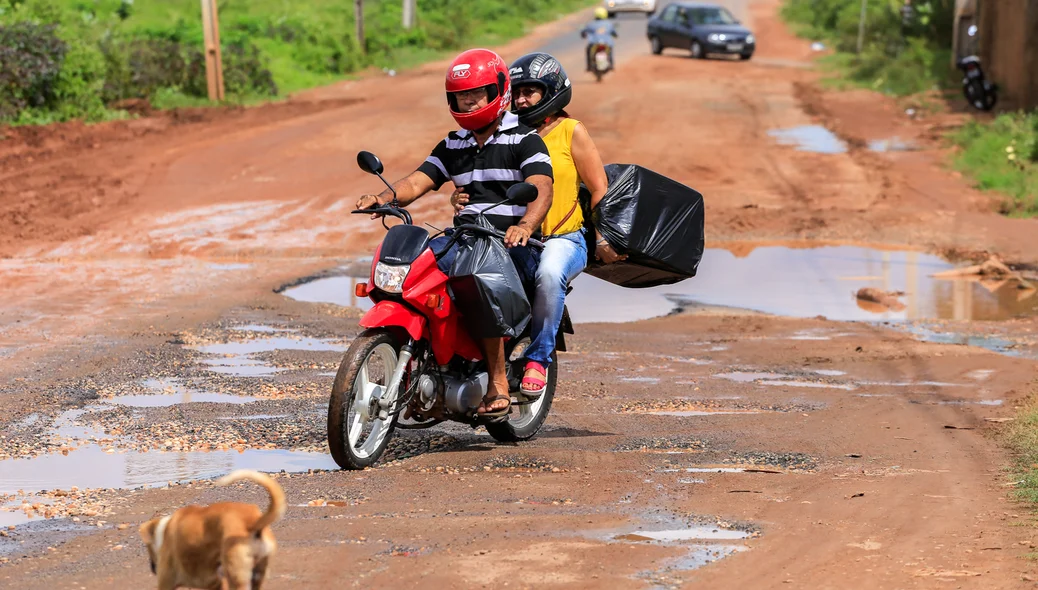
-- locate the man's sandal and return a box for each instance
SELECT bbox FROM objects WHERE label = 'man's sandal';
[520,361,547,399]
[478,392,512,420]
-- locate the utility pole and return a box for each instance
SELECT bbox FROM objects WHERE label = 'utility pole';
[200,0,225,101]
[355,0,366,53]
[856,0,867,55]
[402,0,416,29]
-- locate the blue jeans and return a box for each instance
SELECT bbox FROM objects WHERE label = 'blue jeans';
[525,230,587,366]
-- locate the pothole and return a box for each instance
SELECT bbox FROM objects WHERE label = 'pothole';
[0,446,337,495]
[768,125,847,154]
[188,336,346,377]
[614,438,708,454]
[618,399,821,415]
[104,378,258,407]
[282,246,1038,325]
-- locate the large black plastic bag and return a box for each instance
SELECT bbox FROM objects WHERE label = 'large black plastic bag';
[448,220,531,339]
[581,164,705,288]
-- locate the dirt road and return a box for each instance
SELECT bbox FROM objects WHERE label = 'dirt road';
[2,1,1037,588]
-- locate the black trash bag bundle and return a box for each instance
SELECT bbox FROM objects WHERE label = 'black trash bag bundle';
[580,163,705,288]
[447,218,532,339]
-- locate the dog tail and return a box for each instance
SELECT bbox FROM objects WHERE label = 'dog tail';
[216,470,287,534]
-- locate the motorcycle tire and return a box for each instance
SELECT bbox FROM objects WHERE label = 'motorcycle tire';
[327,329,401,469]
[487,345,557,443]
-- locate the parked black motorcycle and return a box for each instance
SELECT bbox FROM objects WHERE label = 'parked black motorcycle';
[957,56,997,111]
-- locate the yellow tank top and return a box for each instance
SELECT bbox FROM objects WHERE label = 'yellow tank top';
[541,118,585,236]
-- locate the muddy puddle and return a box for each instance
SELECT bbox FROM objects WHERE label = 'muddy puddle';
[768,126,847,154]
[191,336,347,377]
[604,515,756,579]
[279,247,1038,325]
[0,445,337,495]
[106,378,257,407]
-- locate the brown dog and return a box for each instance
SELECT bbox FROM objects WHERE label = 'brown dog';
[139,469,286,590]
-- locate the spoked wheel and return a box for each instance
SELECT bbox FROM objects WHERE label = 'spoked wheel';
[486,337,556,442]
[327,329,400,469]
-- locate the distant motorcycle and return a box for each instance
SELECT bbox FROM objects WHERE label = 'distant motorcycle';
[954,27,996,111]
[590,43,613,82]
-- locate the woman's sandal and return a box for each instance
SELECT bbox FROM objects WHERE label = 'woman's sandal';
[520,361,547,399]
[478,392,512,420]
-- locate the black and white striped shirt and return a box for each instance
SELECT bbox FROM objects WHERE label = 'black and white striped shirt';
[418,112,553,232]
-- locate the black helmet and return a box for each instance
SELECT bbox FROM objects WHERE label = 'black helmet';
[508,52,572,127]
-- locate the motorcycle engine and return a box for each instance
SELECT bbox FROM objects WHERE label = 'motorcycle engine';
[444,372,489,414]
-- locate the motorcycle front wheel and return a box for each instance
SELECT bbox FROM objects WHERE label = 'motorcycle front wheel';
[327,329,401,469]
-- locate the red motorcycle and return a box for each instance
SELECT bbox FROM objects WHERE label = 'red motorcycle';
[327,151,570,469]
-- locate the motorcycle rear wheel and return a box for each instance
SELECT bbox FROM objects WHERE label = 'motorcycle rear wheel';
[486,338,556,442]
[327,329,401,469]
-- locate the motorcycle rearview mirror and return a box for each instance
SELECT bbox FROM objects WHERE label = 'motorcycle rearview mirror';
[357,151,384,175]
[357,150,398,204]
[505,182,538,205]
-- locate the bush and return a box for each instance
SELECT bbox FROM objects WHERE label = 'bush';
[0,21,66,120]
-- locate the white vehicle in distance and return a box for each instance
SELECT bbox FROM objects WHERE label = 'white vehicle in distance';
[604,0,657,17]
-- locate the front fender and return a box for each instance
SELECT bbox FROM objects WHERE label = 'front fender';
[359,301,426,342]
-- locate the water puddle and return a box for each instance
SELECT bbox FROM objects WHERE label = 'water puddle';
[0,510,34,528]
[678,478,706,484]
[231,324,295,333]
[208,263,252,271]
[621,377,661,384]
[768,125,847,154]
[107,379,257,407]
[868,137,916,152]
[216,414,291,420]
[664,467,747,473]
[650,410,761,417]
[0,445,337,494]
[280,276,374,311]
[715,372,785,383]
[616,526,751,542]
[566,246,1038,324]
[282,247,1038,326]
[191,337,346,377]
[757,380,856,390]
[932,399,1003,406]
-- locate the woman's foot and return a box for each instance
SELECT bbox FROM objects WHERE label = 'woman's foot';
[521,361,548,398]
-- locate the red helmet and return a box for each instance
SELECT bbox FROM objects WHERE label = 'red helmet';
[445,48,511,131]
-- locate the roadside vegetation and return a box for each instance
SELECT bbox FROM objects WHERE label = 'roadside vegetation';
[780,0,955,96]
[950,113,1038,217]
[0,0,594,125]
[1006,383,1038,512]
[781,0,1036,217]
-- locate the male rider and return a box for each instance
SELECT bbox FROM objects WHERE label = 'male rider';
[356,48,554,420]
[581,7,618,72]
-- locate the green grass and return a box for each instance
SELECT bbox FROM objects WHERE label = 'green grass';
[1005,383,1038,508]
[950,112,1038,217]
[1,0,597,123]
[780,0,957,97]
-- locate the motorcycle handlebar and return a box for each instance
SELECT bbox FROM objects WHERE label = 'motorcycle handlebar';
[453,223,544,250]
[351,205,413,225]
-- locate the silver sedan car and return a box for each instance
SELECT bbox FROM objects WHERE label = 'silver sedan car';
[604,0,657,17]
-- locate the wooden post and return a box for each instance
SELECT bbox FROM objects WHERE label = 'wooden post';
[355,0,366,53]
[856,0,867,54]
[200,0,225,101]
[402,0,416,29]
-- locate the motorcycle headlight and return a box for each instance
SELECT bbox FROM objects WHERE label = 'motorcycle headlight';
[374,262,409,293]
[746,34,756,44]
